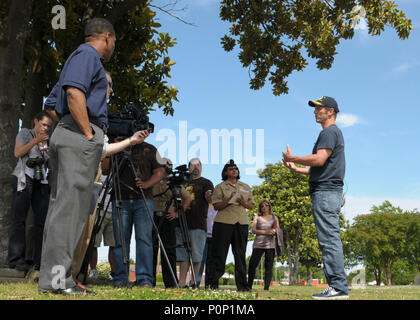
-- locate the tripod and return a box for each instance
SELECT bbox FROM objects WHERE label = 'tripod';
[78,152,128,283]
[79,150,179,288]
[164,182,197,288]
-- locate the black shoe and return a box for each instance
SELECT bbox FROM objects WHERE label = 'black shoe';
[189,283,200,289]
[15,263,31,272]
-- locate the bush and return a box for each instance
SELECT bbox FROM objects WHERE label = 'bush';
[391,260,417,285]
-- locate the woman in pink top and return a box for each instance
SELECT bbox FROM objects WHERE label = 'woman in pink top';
[248,199,280,291]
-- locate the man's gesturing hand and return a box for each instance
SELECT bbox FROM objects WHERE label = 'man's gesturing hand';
[282,144,294,163]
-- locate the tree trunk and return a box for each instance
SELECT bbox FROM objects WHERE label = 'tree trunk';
[22,14,44,129]
[284,229,302,285]
[287,256,300,285]
[374,268,382,286]
[306,263,313,286]
[0,0,34,266]
[286,243,301,285]
[384,263,393,286]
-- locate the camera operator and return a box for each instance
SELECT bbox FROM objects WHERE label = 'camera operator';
[152,158,192,288]
[176,158,214,288]
[8,111,53,272]
[103,132,164,288]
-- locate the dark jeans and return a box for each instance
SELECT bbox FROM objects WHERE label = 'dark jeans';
[152,214,178,288]
[209,222,249,291]
[197,237,213,288]
[8,175,49,269]
[112,199,154,286]
[311,190,348,294]
[247,248,275,290]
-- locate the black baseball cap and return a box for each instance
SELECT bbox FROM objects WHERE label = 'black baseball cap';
[308,96,339,113]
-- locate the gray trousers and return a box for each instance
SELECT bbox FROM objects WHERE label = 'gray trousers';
[39,115,103,291]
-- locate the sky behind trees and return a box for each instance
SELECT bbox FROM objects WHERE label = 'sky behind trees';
[101,0,420,262]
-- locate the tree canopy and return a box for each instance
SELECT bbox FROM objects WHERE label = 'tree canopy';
[220,0,413,95]
[0,0,179,265]
[345,201,420,285]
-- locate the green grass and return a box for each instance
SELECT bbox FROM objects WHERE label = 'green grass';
[0,281,419,300]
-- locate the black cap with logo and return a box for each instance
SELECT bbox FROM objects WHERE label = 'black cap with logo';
[308,96,339,113]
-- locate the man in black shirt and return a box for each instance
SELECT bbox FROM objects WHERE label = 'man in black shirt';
[282,96,348,300]
[176,158,213,288]
[110,138,165,288]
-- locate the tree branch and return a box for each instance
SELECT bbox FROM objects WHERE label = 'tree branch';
[149,1,197,27]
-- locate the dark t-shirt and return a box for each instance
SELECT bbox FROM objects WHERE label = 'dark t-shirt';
[47,44,108,124]
[184,177,214,231]
[117,142,162,200]
[309,124,345,193]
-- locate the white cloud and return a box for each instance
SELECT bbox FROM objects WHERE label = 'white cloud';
[353,18,368,31]
[342,195,420,223]
[392,61,419,74]
[336,113,363,128]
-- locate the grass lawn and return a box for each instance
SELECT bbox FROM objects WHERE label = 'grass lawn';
[0,281,419,300]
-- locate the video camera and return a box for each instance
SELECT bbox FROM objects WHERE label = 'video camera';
[107,104,154,141]
[165,165,192,187]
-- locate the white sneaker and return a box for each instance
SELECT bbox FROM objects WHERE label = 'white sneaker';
[88,268,99,279]
[312,287,349,300]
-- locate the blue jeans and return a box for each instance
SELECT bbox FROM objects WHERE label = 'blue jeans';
[311,190,348,294]
[112,199,154,286]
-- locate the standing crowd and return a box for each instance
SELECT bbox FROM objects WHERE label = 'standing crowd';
[6,17,349,300]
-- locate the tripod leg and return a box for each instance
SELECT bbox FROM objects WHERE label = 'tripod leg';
[126,158,179,288]
[177,208,198,288]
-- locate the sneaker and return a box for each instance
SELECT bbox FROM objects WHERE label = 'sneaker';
[312,287,349,300]
[88,269,99,279]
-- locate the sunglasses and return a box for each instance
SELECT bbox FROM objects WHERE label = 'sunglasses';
[108,81,113,88]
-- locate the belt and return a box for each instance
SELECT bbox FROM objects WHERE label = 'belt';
[89,118,108,133]
[154,211,165,217]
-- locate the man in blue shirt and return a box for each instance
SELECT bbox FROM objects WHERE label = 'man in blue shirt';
[282,96,349,300]
[39,18,116,295]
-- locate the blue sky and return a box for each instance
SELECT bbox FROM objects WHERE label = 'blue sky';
[146,0,420,218]
[100,0,420,263]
